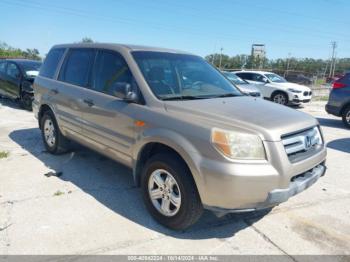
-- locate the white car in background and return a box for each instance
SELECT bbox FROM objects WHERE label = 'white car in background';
[235,71,312,106]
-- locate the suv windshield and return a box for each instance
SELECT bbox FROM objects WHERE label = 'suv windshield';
[19,61,42,76]
[265,73,287,83]
[223,72,247,84]
[132,51,242,100]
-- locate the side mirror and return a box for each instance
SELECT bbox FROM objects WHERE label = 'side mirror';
[262,77,269,84]
[112,82,138,103]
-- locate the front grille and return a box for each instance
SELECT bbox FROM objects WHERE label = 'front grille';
[303,91,312,96]
[282,127,323,162]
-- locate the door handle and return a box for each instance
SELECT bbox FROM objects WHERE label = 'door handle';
[83,99,94,107]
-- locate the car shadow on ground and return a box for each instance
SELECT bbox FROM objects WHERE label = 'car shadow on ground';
[0,96,21,109]
[317,117,348,130]
[9,127,271,240]
[327,138,350,153]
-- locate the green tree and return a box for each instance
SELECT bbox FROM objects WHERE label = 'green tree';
[80,37,94,43]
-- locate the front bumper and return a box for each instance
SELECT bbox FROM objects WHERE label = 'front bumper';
[325,104,341,116]
[197,139,327,212]
[204,162,326,214]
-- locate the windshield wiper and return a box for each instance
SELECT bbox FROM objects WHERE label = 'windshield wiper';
[161,95,208,101]
[213,93,240,98]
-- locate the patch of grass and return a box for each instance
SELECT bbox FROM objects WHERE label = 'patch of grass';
[0,151,9,159]
[53,190,65,196]
[313,96,329,101]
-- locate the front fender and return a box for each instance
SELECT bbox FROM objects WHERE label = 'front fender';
[132,127,205,199]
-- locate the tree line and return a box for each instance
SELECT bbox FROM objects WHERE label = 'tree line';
[0,42,41,60]
[205,53,350,76]
[0,38,93,61]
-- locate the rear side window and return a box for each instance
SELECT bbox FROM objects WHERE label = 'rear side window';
[237,73,253,80]
[339,73,350,85]
[92,50,132,95]
[40,48,65,79]
[59,49,95,87]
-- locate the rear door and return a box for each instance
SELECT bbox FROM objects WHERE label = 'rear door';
[80,49,139,166]
[55,48,95,137]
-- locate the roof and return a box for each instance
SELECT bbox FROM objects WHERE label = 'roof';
[0,58,42,64]
[235,70,274,74]
[52,43,193,55]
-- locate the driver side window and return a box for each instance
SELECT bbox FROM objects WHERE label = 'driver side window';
[6,63,20,79]
[92,50,133,97]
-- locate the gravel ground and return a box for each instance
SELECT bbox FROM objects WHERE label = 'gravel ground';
[0,97,349,256]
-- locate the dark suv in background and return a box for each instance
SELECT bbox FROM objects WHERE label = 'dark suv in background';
[0,59,42,110]
[326,73,350,128]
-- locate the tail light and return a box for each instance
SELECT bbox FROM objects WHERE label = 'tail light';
[333,82,347,89]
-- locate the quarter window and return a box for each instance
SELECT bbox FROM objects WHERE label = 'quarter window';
[59,49,95,87]
[92,50,132,96]
[40,48,65,79]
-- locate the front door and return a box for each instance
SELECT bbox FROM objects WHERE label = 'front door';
[3,62,21,98]
[80,50,138,166]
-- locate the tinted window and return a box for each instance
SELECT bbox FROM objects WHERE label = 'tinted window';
[339,73,350,85]
[40,48,65,79]
[6,63,20,79]
[0,62,6,73]
[92,51,132,95]
[59,49,95,87]
[237,73,253,80]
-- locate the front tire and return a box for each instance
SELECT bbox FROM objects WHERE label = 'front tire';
[141,153,203,230]
[40,111,69,154]
[19,91,33,111]
[342,106,350,129]
[271,92,288,105]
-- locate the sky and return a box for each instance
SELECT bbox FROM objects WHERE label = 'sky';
[0,0,349,59]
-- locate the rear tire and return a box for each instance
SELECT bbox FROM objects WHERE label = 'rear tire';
[40,110,70,154]
[271,92,288,105]
[342,106,350,129]
[141,153,203,230]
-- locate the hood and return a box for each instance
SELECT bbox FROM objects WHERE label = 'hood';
[235,83,260,93]
[164,96,318,141]
[269,82,310,92]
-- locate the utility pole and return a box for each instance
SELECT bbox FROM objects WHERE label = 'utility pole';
[285,52,291,77]
[219,47,223,69]
[329,41,337,78]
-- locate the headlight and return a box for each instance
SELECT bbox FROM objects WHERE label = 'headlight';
[211,128,266,160]
[287,88,302,93]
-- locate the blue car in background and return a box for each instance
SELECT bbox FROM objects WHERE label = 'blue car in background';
[326,73,350,128]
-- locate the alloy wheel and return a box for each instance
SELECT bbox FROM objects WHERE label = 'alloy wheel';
[148,169,181,217]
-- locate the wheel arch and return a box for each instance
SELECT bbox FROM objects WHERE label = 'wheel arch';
[133,132,204,201]
[271,90,289,102]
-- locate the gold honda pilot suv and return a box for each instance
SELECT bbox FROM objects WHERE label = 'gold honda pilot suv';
[33,43,327,230]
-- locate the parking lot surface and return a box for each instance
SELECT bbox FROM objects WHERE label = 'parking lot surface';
[0,98,349,256]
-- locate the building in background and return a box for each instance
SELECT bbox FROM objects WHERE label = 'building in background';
[251,44,266,60]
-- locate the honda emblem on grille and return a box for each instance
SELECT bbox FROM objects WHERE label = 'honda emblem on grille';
[305,136,312,149]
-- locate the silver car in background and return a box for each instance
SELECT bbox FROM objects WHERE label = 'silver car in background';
[222,71,262,98]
